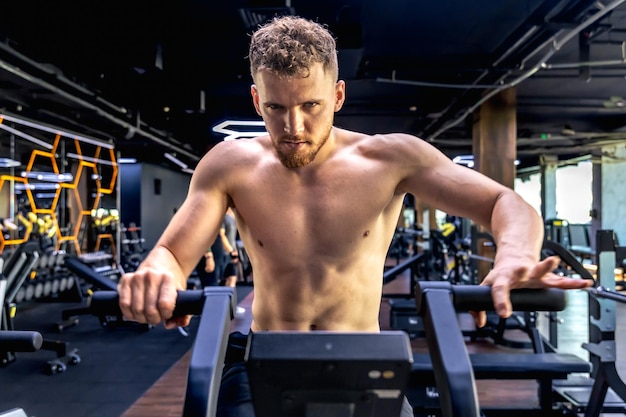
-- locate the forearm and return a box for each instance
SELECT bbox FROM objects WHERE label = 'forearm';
[489,191,544,264]
[137,245,188,287]
[219,230,235,253]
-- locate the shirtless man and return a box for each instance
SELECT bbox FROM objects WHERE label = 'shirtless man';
[118,15,591,416]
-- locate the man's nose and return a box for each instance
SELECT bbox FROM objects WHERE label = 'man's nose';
[284,111,304,135]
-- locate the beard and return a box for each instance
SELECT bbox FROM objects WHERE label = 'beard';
[275,125,332,168]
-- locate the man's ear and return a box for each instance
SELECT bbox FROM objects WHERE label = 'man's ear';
[251,85,262,116]
[334,80,346,112]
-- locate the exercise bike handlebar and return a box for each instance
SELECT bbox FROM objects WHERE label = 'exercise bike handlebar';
[414,281,570,417]
[92,287,235,417]
[89,290,207,318]
[415,281,568,315]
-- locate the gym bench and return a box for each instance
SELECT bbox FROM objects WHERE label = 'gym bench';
[410,352,590,414]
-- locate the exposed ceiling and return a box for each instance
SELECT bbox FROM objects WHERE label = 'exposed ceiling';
[2,0,626,174]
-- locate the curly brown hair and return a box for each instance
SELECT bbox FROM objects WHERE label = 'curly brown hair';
[249,15,338,82]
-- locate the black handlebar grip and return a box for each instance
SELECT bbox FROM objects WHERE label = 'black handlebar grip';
[89,291,120,316]
[0,330,43,352]
[452,286,567,312]
[90,290,206,318]
[172,290,206,316]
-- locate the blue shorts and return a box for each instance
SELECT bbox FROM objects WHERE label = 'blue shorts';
[216,332,414,417]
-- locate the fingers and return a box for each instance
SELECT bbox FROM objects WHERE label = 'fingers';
[165,315,192,330]
[118,269,178,326]
[489,282,512,319]
[541,273,594,289]
[529,256,561,280]
[527,256,593,289]
[485,254,592,320]
[157,277,180,322]
[469,310,487,328]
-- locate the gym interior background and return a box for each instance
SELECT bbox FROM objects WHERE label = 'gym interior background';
[1,1,626,417]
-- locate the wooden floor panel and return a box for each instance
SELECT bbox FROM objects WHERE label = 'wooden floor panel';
[122,273,626,417]
[120,350,190,417]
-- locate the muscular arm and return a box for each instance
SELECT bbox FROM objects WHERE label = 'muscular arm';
[118,142,235,327]
[393,134,591,322]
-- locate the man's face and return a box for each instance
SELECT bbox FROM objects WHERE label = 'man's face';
[251,63,345,168]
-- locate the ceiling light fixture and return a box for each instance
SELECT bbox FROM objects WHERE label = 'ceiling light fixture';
[0,112,114,149]
[34,193,58,199]
[212,120,267,141]
[66,152,116,166]
[14,183,60,191]
[21,171,73,182]
[0,123,54,150]
[453,155,475,168]
[452,155,519,167]
[0,157,21,168]
[164,152,188,170]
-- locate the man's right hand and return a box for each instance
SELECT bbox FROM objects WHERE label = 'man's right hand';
[117,267,191,329]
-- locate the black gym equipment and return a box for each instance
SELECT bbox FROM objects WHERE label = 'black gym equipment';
[411,281,591,417]
[551,229,626,416]
[0,274,43,353]
[1,242,80,374]
[88,285,595,417]
[410,230,626,417]
[470,237,594,351]
[89,287,414,417]
[89,286,229,416]
[57,256,150,331]
[83,230,626,416]
[384,253,427,339]
[119,222,147,272]
[0,274,40,417]
[247,331,412,417]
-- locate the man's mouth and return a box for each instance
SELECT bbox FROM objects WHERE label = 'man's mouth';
[282,139,306,149]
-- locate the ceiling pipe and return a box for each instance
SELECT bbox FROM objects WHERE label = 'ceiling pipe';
[377,0,626,140]
[0,42,127,115]
[542,58,626,68]
[0,43,200,162]
[426,0,626,140]
[377,26,542,132]
[377,52,626,90]
[380,16,554,135]
[542,40,626,69]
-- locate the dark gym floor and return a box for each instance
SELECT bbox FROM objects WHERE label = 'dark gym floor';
[0,286,253,417]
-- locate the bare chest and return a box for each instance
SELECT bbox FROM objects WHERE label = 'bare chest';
[231,165,402,255]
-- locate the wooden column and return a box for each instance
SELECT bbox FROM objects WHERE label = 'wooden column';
[472,87,517,280]
[472,88,517,188]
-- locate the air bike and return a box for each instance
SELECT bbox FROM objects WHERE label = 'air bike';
[89,287,413,417]
[83,278,596,417]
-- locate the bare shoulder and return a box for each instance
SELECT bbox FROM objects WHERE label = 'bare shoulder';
[339,129,437,162]
[190,136,270,188]
[196,137,268,170]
